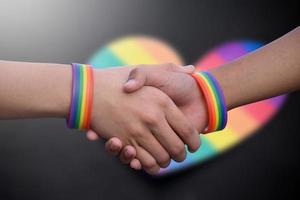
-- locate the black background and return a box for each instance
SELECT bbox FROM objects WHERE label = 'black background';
[0,0,299,199]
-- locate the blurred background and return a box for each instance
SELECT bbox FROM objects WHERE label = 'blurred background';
[0,0,299,199]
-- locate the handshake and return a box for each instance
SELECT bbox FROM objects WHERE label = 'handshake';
[75,63,225,174]
[0,26,298,175]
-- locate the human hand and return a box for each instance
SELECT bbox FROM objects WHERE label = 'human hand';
[124,63,207,132]
[88,63,207,171]
[89,67,200,174]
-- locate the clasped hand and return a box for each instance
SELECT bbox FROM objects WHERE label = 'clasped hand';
[86,63,207,174]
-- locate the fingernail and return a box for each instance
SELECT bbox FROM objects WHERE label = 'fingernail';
[125,149,131,158]
[188,147,196,153]
[183,65,195,69]
[110,142,118,151]
[124,79,136,87]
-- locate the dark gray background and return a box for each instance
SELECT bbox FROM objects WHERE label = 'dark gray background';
[0,0,299,199]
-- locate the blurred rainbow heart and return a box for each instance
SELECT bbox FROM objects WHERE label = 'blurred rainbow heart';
[88,36,287,175]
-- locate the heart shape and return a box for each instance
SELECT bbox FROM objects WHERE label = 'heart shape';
[88,36,287,175]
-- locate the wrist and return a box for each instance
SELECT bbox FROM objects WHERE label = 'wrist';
[209,65,236,110]
[47,64,72,118]
[66,63,94,129]
[192,71,227,133]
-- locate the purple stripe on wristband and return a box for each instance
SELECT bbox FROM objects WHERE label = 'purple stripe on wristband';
[205,72,227,129]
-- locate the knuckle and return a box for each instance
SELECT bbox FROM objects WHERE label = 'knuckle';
[180,123,195,138]
[144,112,161,125]
[156,94,170,107]
[128,126,143,138]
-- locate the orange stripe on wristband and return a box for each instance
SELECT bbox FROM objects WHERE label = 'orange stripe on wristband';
[191,71,227,133]
[67,63,94,130]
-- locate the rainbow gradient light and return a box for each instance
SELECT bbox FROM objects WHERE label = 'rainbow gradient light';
[88,36,287,175]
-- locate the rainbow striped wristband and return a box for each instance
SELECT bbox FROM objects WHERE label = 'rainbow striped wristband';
[67,63,94,130]
[191,71,227,133]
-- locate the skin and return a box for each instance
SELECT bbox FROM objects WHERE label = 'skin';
[93,26,300,170]
[92,67,202,173]
[87,64,208,170]
[0,62,201,174]
[1,26,299,173]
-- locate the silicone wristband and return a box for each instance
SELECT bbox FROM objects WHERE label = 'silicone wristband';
[67,63,94,129]
[191,71,227,133]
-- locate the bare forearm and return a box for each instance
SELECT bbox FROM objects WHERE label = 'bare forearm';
[211,26,300,110]
[0,61,71,119]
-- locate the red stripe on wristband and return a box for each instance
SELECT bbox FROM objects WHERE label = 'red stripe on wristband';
[67,63,94,130]
[191,71,227,133]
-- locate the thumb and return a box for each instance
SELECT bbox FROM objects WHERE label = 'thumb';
[123,64,195,93]
[175,65,195,74]
[123,68,147,93]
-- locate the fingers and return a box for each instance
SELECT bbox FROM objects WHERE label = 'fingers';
[149,117,187,162]
[175,65,195,73]
[161,63,195,73]
[86,130,100,141]
[165,101,201,153]
[107,141,142,170]
[119,145,136,164]
[107,140,161,172]
[130,159,142,170]
[104,137,165,171]
[104,135,169,170]
[104,137,123,156]
[138,132,171,168]
[123,67,147,92]
[87,131,132,160]
[123,63,195,93]
[105,139,140,169]
[136,146,160,175]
